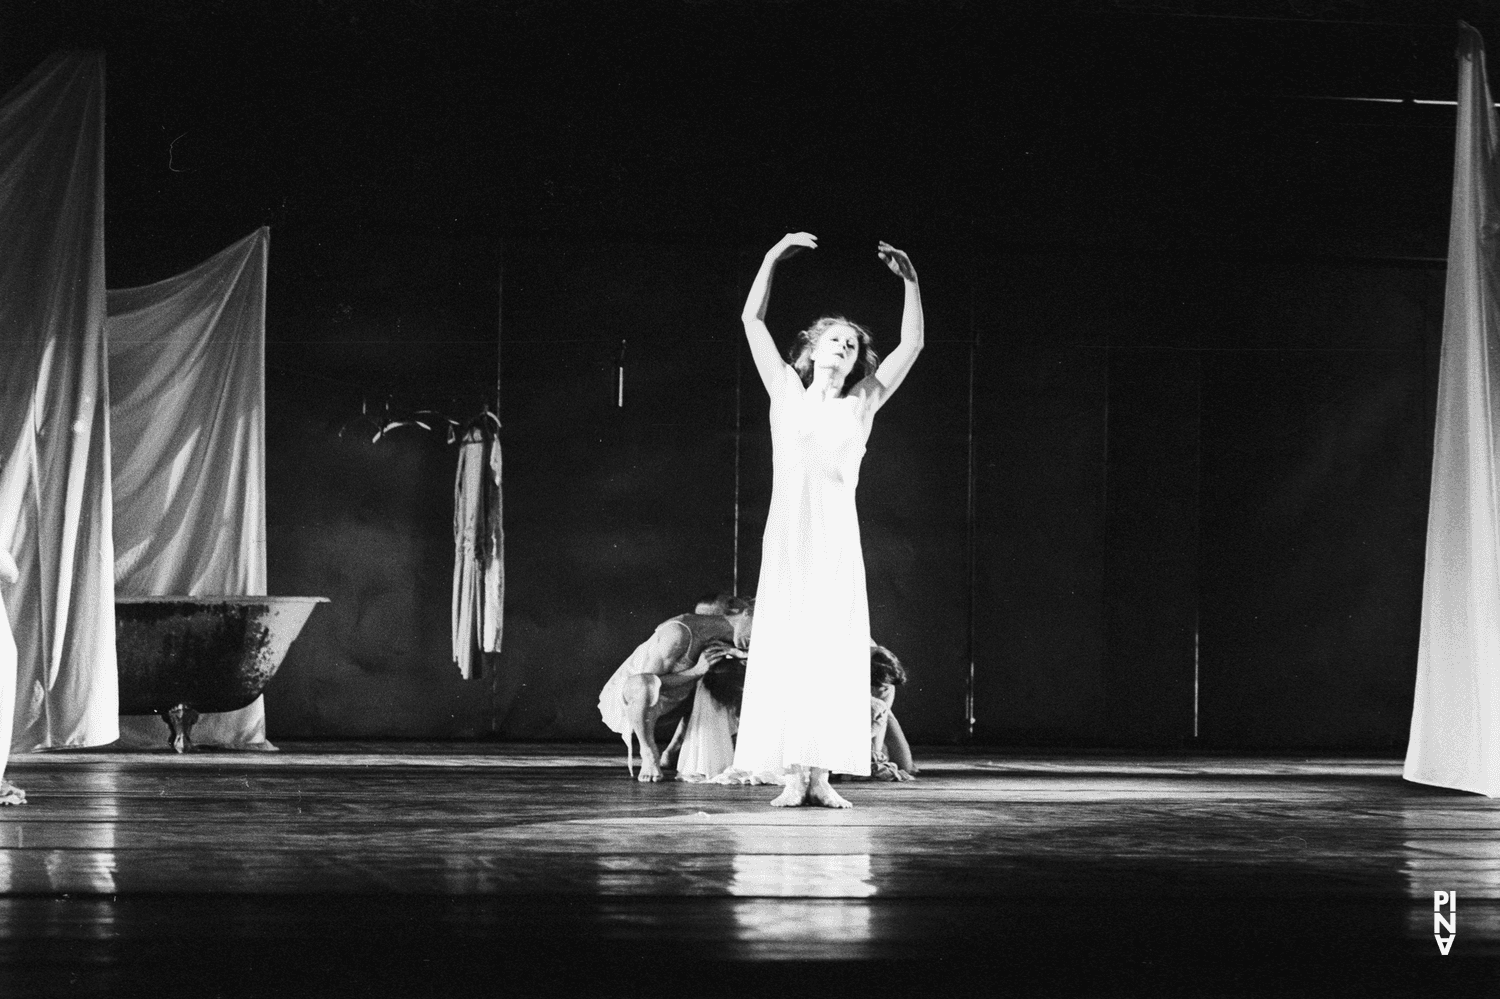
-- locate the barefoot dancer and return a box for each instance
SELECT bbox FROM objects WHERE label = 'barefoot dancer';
[0,548,24,805]
[598,600,752,782]
[731,232,923,808]
[868,643,918,782]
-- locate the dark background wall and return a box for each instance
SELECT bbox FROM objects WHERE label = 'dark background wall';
[0,1,1479,747]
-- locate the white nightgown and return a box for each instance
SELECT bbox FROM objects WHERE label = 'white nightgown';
[731,364,874,777]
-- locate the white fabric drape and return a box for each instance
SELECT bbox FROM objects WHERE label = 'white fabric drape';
[0,52,119,756]
[676,680,738,781]
[0,552,17,789]
[0,586,14,786]
[107,229,271,748]
[452,424,503,678]
[1405,24,1500,798]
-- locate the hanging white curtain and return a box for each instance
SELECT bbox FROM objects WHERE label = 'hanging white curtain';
[1405,23,1500,798]
[107,228,272,748]
[0,52,119,757]
[0,569,15,791]
[453,423,503,678]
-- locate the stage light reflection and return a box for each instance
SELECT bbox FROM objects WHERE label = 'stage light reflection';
[729,898,873,956]
[728,851,876,898]
[724,821,876,896]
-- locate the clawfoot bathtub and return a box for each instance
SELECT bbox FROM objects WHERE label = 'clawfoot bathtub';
[115,596,328,752]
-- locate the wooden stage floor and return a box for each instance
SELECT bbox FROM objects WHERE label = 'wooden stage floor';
[0,744,1497,997]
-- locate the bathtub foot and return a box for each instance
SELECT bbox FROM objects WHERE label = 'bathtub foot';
[163,704,201,753]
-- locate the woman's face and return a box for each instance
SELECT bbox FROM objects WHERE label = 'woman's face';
[810,324,860,382]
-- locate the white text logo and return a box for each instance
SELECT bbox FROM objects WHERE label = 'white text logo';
[1434,891,1457,955]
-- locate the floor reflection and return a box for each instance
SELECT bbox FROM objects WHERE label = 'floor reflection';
[725,822,876,897]
[0,799,119,943]
[0,808,118,896]
[729,851,876,898]
[730,898,874,956]
[1401,805,1500,954]
[726,823,876,955]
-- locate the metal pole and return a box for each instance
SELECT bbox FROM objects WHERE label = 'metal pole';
[504,247,510,423]
[965,270,978,742]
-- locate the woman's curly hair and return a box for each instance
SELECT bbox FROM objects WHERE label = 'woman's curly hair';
[787,316,880,395]
[870,643,906,687]
[701,645,747,711]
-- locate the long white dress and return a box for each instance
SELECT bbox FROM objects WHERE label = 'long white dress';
[452,426,504,680]
[732,365,874,777]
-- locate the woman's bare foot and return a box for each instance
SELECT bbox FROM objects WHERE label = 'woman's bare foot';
[770,770,809,807]
[625,730,667,782]
[805,770,852,809]
[637,754,666,782]
[0,781,25,806]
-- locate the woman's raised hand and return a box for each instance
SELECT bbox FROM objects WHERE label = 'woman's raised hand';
[878,241,917,283]
[769,231,818,261]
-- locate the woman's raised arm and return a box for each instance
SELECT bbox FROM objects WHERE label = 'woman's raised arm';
[864,241,924,412]
[742,232,817,395]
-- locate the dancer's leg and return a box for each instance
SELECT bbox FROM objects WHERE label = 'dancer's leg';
[621,674,667,782]
[659,717,688,770]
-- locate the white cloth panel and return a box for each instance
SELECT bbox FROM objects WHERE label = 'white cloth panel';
[107,228,271,749]
[1404,24,1500,797]
[0,589,17,785]
[452,425,503,678]
[0,52,120,753]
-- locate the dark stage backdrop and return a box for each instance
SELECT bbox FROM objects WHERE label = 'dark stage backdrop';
[972,254,1439,751]
[256,239,1442,751]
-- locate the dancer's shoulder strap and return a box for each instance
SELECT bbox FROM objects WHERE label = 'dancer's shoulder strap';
[659,617,696,665]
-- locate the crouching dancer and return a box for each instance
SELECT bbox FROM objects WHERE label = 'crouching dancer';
[597,596,753,782]
[868,644,917,781]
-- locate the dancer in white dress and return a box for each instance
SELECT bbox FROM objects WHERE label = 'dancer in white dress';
[731,231,924,808]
